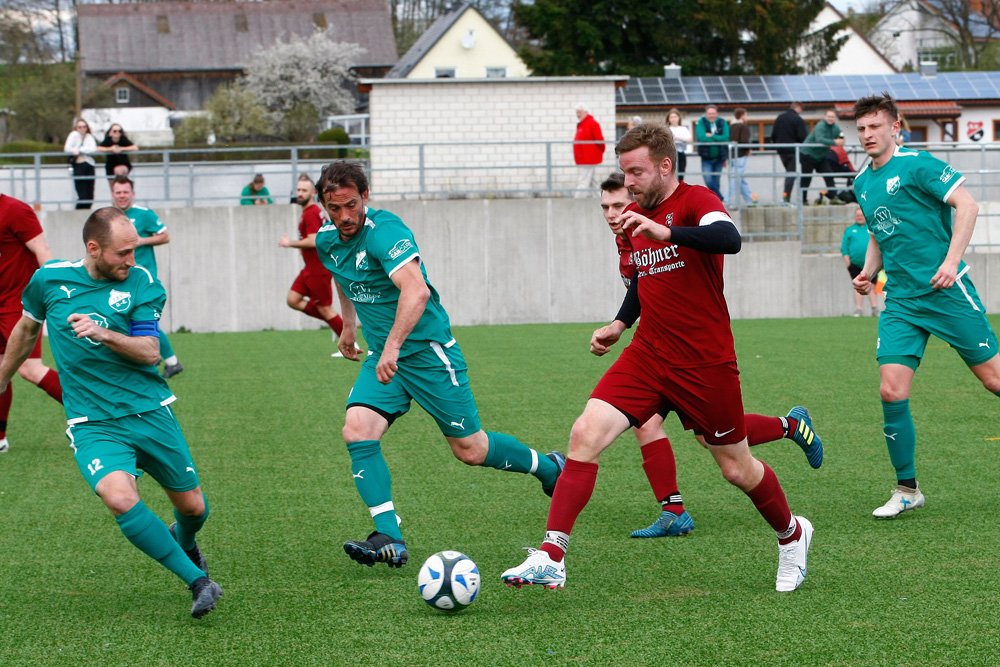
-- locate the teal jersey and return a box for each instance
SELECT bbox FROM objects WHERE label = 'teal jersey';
[124,206,165,279]
[315,207,454,357]
[853,146,966,299]
[840,223,870,267]
[21,260,174,423]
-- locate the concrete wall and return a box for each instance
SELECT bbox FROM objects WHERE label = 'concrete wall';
[37,199,999,334]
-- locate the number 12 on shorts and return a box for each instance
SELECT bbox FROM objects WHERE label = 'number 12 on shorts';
[88,458,104,475]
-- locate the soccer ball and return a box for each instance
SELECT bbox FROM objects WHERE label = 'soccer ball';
[417,551,480,612]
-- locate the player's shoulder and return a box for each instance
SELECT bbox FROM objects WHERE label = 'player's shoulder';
[367,208,411,238]
[28,258,84,286]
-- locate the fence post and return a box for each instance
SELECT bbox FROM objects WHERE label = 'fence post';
[163,150,171,202]
[290,147,299,199]
[419,143,425,194]
[546,142,553,192]
[187,163,195,208]
[33,154,42,206]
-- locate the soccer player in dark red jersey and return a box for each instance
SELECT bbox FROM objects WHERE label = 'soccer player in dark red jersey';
[279,173,346,355]
[599,174,823,539]
[0,194,63,453]
[503,125,814,592]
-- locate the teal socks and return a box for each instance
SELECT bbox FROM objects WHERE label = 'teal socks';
[159,331,175,360]
[115,501,204,586]
[172,494,209,551]
[483,431,559,488]
[346,440,401,540]
[882,399,917,481]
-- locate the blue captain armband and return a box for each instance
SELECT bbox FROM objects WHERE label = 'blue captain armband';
[128,320,160,337]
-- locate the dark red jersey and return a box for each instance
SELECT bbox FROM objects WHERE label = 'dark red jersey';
[0,195,44,313]
[615,233,635,288]
[628,181,736,368]
[299,203,331,275]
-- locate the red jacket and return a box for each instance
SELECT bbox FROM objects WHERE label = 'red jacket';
[574,114,605,165]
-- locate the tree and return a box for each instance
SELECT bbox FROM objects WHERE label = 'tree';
[242,29,363,119]
[512,0,845,76]
[914,0,1000,69]
[205,84,273,144]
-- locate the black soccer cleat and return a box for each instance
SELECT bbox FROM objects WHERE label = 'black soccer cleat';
[169,522,209,575]
[163,362,184,379]
[189,576,222,619]
[343,531,408,568]
[542,451,566,497]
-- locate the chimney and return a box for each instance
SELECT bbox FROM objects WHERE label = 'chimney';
[663,63,682,79]
[920,60,938,77]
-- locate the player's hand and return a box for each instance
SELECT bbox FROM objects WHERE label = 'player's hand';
[278,235,292,248]
[852,270,872,295]
[338,331,361,362]
[376,347,399,384]
[591,321,626,356]
[930,260,959,290]
[620,210,671,242]
[67,313,107,342]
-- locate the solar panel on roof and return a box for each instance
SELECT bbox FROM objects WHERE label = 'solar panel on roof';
[622,88,646,104]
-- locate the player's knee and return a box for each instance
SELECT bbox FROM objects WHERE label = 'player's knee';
[982,375,1000,395]
[17,364,45,384]
[102,492,141,516]
[715,457,750,488]
[176,493,206,517]
[879,383,907,402]
[286,294,301,309]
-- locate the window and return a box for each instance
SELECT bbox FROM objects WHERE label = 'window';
[908,125,927,143]
[434,68,456,78]
[116,87,130,104]
[943,120,956,142]
[313,13,327,29]
[156,15,170,34]
[485,67,507,78]
[235,14,248,32]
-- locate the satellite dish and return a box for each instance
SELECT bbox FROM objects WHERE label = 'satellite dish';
[461,30,476,49]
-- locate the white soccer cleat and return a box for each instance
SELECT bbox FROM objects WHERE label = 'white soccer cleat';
[501,547,566,590]
[775,515,813,592]
[0,437,8,454]
[872,484,925,518]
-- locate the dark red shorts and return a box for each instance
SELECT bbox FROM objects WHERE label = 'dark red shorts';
[591,341,746,445]
[0,310,42,359]
[290,269,334,307]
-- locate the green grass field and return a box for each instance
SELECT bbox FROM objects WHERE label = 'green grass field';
[2,318,999,666]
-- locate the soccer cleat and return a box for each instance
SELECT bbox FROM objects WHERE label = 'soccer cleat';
[541,451,566,497]
[872,484,925,518]
[787,406,823,469]
[169,522,209,575]
[630,509,695,538]
[189,576,223,618]
[163,362,184,379]
[343,531,408,568]
[501,547,566,589]
[0,437,8,454]
[775,516,813,592]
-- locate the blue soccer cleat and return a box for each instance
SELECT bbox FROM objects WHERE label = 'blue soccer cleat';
[542,451,566,497]
[630,509,695,538]
[344,531,408,568]
[787,406,823,469]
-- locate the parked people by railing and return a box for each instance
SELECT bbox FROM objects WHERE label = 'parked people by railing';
[63,118,97,210]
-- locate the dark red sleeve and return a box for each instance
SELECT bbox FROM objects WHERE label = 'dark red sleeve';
[302,206,324,235]
[10,201,43,245]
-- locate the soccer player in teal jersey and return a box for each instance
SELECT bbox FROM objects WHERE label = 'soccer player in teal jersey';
[851,93,1000,518]
[313,162,565,568]
[0,208,222,618]
[111,175,184,378]
[841,206,880,317]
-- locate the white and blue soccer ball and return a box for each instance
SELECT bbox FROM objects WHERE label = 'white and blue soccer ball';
[417,551,480,612]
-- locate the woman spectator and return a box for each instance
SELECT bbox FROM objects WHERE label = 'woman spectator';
[97,123,137,187]
[64,119,98,209]
[665,108,692,181]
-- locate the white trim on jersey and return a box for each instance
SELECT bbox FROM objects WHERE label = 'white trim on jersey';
[44,259,84,269]
[386,252,420,278]
[133,264,155,283]
[444,338,456,348]
[429,341,459,386]
[67,416,88,425]
[66,426,78,453]
[22,308,43,324]
[698,210,734,227]
[160,395,177,407]
[943,175,966,204]
[955,266,981,312]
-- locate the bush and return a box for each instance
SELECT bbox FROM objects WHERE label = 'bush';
[0,140,65,165]
[317,126,349,144]
[281,103,320,143]
[174,116,212,147]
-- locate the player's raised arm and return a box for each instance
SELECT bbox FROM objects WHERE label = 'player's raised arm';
[667,216,742,254]
[25,233,53,266]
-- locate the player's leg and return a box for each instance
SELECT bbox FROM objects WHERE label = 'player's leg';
[501,398,630,589]
[304,272,344,338]
[159,332,183,379]
[630,414,694,539]
[873,361,923,517]
[17,358,63,402]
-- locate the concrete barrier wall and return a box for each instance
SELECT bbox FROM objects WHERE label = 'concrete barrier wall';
[37,199,998,334]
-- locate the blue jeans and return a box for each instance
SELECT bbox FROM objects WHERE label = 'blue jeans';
[724,155,754,206]
[701,157,724,200]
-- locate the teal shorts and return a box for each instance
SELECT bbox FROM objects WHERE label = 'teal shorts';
[877,274,999,368]
[346,340,482,438]
[66,404,201,494]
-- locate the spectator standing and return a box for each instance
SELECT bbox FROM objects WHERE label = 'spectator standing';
[771,102,808,203]
[896,111,912,146]
[725,108,755,207]
[573,103,605,197]
[695,104,728,200]
[64,119,98,210]
[98,124,138,187]
[240,174,273,206]
[841,207,880,316]
[801,109,844,204]
[666,108,691,181]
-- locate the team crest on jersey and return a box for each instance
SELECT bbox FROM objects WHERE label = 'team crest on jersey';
[664,213,674,227]
[940,165,957,183]
[871,206,896,236]
[355,250,368,270]
[350,281,378,303]
[886,176,900,196]
[108,289,131,312]
[388,239,413,260]
[82,313,109,346]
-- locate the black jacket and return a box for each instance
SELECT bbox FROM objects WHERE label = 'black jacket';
[771,109,807,155]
